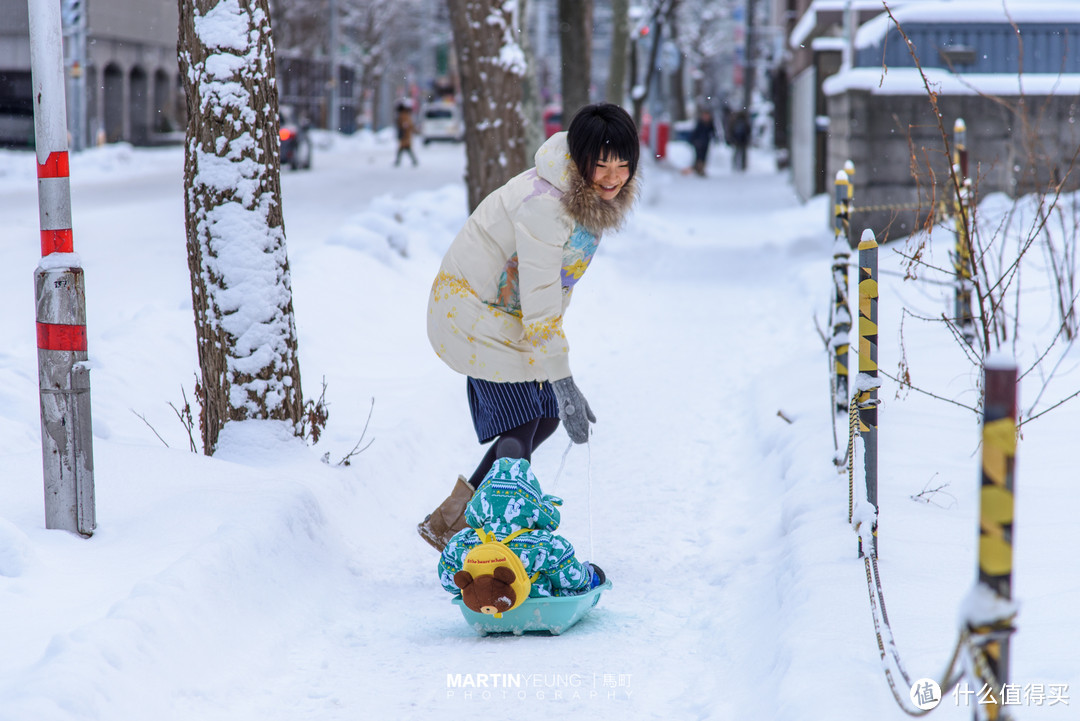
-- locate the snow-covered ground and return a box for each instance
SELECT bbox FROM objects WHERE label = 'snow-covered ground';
[0,129,1076,720]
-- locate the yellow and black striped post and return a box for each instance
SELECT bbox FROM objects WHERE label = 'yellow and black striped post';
[953,118,975,343]
[857,229,879,557]
[954,117,969,180]
[972,360,1018,718]
[831,168,853,413]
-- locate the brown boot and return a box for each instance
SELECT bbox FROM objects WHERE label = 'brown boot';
[417,476,474,552]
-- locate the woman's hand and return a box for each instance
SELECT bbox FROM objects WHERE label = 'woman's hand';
[552,377,596,444]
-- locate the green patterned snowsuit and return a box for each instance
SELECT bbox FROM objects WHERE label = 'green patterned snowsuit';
[438,458,593,598]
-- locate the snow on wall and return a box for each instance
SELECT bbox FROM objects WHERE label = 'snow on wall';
[855,0,1080,50]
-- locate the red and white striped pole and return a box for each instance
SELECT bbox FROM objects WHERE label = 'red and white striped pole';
[29,0,96,536]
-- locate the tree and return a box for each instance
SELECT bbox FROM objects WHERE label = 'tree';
[606,0,630,105]
[178,0,306,453]
[558,0,592,122]
[673,0,730,108]
[446,0,529,212]
[271,0,428,131]
[630,0,675,130]
[518,0,547,157]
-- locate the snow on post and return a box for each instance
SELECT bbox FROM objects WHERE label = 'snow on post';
[29,0,96,537]
[178,0,304,453]
[856,228,879,557]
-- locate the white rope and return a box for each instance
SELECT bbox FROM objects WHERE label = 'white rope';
[548,438,595,562]
[586,439,594,562]
[550,439,573,491]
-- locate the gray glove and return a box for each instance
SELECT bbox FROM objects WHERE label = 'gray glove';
[551,377,596,444]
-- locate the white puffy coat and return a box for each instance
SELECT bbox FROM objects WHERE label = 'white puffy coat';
[427,132,637,382]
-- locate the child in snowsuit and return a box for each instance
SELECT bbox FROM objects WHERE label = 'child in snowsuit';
[438,457,605,599]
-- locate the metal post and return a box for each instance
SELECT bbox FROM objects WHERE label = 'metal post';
[328,0,339,132]
[29,0,96,537]
[953,118,975,344]
[61,0,87,151]
[972,360,1017,719]
[841,0,854,71]
[741,0,756,171]
[742,0,756,114]
[857,229,878,557]
[831,169,852,413]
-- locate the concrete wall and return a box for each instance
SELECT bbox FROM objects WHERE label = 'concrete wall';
[0,0,181,147]
[827,90,1080,243]
[0,0,30,67]
[90,0,178,47]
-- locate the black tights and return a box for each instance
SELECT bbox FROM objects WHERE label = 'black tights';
[467,417,561,488]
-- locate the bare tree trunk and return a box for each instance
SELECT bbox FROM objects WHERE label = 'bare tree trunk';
[670,54,688,121]
[446,0,528,212]
[519,0,546,157]
[179,0,305,454]
[631,0,670,130]
[667,0,688,122]
[606,0,629,105]
[558,0,592,123]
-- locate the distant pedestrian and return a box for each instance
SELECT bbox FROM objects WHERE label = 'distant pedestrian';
[688,108,719,176]
[394,101,418,167]
[728,110,751,172]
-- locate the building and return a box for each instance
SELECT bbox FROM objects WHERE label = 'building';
[776,0,894,202]
[0,0,182,148]
[781,0,1080,241]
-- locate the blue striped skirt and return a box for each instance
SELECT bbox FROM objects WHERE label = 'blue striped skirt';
[467,377,559,443]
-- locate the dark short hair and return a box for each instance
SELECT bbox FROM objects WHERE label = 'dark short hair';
[566,103,639,183]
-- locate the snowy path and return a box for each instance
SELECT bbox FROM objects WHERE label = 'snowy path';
[1,136,1075,721]
[153,149,866,719]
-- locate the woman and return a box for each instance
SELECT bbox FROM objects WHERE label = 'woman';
[689,107,719,176]
[418,103,640,551]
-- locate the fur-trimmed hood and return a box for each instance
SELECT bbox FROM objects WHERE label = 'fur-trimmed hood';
[534,132,639,236]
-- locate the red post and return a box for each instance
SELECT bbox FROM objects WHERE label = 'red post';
[655,120,669,159]
[29,0,96,536]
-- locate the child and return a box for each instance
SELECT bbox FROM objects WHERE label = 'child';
[438,457,605,601]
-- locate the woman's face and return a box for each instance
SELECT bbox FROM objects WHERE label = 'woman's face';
[592,155,631,200]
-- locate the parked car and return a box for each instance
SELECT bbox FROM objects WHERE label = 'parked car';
[420,103,464,144]
[279,110,312,170]
[542,106,562,138]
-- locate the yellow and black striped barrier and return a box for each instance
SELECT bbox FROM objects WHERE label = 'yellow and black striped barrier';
[952,118,976,344]
[857,229,879,558]
[831,168,853,414]
[971,360,1018,718]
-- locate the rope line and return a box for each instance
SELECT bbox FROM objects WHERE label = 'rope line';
[851,201,954,219]
[846,393,973,716]
[586,439,594,562]
[550,439,573,491]
[550,438,595,563]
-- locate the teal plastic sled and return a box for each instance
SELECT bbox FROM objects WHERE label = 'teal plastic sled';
[453,580,612,636]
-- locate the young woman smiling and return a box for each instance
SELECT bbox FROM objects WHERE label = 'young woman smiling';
[419,103,641,551]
